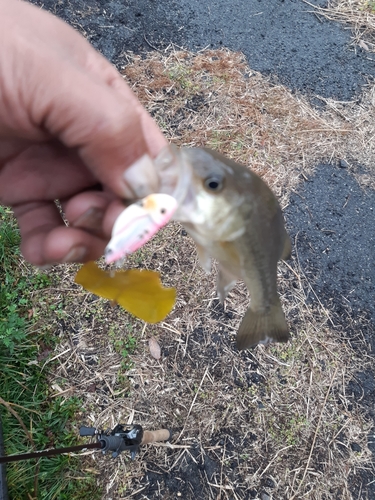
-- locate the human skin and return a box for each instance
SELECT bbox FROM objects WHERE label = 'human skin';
[0,0,167,266]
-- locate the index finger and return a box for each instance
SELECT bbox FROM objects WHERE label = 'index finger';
[27,54,167,199]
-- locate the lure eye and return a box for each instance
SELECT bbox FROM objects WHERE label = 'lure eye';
[204,175,224,192]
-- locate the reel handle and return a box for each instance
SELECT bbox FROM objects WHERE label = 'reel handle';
[141,429,171,445]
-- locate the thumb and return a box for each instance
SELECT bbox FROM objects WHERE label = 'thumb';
[1,0,167,198]
[28,53,166,198]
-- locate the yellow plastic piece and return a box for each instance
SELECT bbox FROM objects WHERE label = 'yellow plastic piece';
[75,261,176,323]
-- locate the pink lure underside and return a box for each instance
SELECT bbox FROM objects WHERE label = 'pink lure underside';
[105,193,178,264]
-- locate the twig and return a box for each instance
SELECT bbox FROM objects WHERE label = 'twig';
[34,462,40,499]
[160,322,184,336]
[293,128,351,133]
[169,448,186,471]
[0,396,34,446]
[143,34,163,53]
[151,442,191,449]
[41,348,71,371]
[294,233,336,328]
[177,367,209,441]
[207,482,234,490]
[258,445,294,479]
[301,0,328,10]
[289,366,339,500]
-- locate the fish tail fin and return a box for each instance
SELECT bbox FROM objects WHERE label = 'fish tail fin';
[236,300,289,350]
[281,234,292,261]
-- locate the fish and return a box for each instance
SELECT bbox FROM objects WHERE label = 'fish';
[106,145,291,349]
[155,146,291,350]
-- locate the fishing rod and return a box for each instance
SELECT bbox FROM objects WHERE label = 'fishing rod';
[0,423,172,465]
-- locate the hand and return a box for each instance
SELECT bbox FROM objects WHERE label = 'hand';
[0,0,167,266]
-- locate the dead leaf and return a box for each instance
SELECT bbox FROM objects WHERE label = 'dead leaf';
[358,39,370,51]
[75,261,176,323]
[149,337,161,360]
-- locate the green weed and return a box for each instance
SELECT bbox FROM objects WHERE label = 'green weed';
[267,412,309,447]
[0,207,100,500]
[363,1,375,12]
[109,325,137,373]
[167,65,199,92]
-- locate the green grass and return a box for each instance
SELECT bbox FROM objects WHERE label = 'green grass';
[364,1,375,12]
[0,207,27,352]
[109,325,137,387]
[0,206,101,500]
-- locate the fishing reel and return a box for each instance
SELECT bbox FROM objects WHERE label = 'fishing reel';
[79,424,171,460]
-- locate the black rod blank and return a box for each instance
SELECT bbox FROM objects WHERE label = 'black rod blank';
[0,441,102,464]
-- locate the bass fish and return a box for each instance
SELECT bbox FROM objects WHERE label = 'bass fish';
[155,146,291,350]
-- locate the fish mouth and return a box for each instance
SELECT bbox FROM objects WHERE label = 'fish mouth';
[103,146,193,266]
[154,145,196,219]
[154,145,189,198]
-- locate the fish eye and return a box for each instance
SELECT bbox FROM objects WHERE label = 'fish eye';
[204,176,224,192]
[160,208,166,214]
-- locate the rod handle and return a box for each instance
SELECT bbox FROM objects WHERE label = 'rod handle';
[141,429,171,445]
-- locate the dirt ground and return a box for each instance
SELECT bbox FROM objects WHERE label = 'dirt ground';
[27,1,375,498]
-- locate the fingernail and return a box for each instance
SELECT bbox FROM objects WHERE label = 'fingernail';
[63,246,87,263]
[154,145,181,195]
[73,207,105,231]
[123,154,159,199]
[154,144,176,169]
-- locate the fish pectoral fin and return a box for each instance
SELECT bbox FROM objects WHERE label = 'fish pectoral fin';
[217,266,237,303]
[195,243,212,273]
[236,300,289,350]
[281,234,292,261]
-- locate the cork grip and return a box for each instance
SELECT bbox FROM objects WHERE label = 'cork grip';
[141,429,172,445]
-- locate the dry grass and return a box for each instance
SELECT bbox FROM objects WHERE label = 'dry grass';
[303,0,375,52]
[44,221,374,499]
[38,25,375,500]
[123,47,375,191]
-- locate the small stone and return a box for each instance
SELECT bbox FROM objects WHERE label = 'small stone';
[264,477,275,488]
[339,159,349,168]
[260,492,271,500]
[351,442,361,452]
[149,337,161,360]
